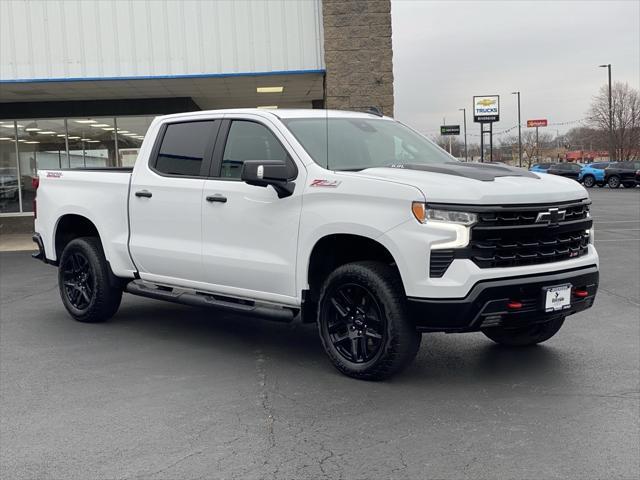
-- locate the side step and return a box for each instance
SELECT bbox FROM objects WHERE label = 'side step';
[125,281,296,323]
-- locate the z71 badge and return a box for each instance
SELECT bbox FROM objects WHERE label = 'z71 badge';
[310,179,341,188]
[46,171,62,178]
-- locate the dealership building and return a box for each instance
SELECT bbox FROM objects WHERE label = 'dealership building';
[0,0,394,229]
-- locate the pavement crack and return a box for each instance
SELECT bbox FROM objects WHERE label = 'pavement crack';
[597,287,640,306]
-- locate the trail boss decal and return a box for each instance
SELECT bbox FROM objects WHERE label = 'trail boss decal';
[310,179,341,188]
[46,171,62,178]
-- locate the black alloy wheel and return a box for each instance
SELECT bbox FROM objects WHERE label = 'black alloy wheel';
[322,283,386,364]
[62,251,95,310]
[58,237,123,322]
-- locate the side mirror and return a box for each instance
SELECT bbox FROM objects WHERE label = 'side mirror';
[240,160,295,198]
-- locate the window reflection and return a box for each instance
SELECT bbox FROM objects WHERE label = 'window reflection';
[67,117,117,167]
[0,121,20,213]
[116,116,154,167]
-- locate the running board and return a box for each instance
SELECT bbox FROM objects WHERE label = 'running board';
[125,281,296,323]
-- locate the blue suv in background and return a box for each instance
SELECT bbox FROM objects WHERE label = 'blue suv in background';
[578,162,611,188]
[529,163,552,174]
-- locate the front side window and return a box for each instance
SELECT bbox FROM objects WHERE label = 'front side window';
[221,121,289,179]
[155,121,216,176]
[283,117,454,171]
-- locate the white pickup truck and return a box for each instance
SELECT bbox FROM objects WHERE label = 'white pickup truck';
[33,109,599,380]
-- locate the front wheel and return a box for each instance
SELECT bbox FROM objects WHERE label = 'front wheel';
[482,317,565,346]
[58,237,122,323]
[582,175,596,188]
[317,261,421,380]
[607,175,621,188]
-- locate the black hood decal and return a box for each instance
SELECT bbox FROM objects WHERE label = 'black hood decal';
[388,162,539,181]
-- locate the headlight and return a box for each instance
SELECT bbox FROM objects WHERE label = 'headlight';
[412,203,477,226]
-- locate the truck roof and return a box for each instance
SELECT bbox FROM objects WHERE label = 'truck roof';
[155,108,392,122]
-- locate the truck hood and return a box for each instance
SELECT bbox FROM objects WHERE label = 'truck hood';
[351,163,588,205]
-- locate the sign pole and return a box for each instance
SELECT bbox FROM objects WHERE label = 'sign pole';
[536,126,539,162]
[489,122,493,162]
[448,136,452,155]
[480,124,484,163]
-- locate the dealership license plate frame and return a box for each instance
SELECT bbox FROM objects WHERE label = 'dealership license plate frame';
[543,284,572,312]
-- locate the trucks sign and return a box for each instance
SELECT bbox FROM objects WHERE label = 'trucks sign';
[473,95,500,123]
[440,125,461,136]
[527,119,548,127]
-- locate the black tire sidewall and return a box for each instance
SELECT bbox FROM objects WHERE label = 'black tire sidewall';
[608,176,620,188]
[583,175,595,187]
[317,261,420,380]
[58,237,121,322]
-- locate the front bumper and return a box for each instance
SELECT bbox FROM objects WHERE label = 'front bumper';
[408,265,598,332]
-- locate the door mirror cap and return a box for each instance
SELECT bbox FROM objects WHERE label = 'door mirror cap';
[241,160,294,198]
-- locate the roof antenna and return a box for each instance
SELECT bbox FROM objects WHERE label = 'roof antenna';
[365,106,383,117]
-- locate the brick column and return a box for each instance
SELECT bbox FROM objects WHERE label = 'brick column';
[322,0,394,116]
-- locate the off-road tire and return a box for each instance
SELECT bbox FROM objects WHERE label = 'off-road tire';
[58,237,122,323]
[317,261,421,380]
[482,317,565,347]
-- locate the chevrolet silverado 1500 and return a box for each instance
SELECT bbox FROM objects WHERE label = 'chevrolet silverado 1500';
[33,109,599,380]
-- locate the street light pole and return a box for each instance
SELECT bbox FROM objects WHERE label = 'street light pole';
[599,64,614,161]
[459,108,468,161]
[511,91,522,167]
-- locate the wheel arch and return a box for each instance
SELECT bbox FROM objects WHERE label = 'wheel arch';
[305,233,403,304]
[54,214,102,261]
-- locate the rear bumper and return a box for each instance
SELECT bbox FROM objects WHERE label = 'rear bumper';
[31,233,54,265]
[408,265,598,332]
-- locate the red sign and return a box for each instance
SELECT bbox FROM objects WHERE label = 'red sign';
[527,119,548,127]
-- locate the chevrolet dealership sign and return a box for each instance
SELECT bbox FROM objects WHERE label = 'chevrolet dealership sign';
[473,95,500,123]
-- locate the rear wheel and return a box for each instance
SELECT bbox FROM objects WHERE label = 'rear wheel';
[482,317,565,346]
[582,175,596,188]
[58,237,122,323]
[607,175,621,188]
[317,261,421,380]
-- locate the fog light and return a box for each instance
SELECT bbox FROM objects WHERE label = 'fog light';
[574,289,588,298]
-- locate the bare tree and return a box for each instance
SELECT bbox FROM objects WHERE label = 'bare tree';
[516,130,554,167]
[589,82,640,160]
[564,126,607,152]
[433,135,464,158]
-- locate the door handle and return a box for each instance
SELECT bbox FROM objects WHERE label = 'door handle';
[135,190,152,198]
[206,194,227,203]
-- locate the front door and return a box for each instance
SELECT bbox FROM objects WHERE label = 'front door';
[201,117,304,304]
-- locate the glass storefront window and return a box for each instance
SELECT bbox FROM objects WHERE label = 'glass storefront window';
[115,116,154,167]
[67,117,117,168]
[0,121,20,213]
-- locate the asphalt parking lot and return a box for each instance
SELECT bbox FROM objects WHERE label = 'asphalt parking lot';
[1,188,638,479]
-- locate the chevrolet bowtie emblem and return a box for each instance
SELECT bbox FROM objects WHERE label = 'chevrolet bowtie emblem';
[535,207,566,224]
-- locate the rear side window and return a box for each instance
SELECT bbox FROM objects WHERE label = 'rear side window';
[155,121,217,176]
[221,121,290,179]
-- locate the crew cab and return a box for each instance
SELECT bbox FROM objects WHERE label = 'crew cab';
[578,162,610,188]
[32,109,599,380]
[603,161,640,188]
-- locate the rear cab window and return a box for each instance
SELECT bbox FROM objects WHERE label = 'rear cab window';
[152,121,220,177]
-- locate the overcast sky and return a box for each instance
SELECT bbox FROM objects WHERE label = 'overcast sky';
[391,0,640,141]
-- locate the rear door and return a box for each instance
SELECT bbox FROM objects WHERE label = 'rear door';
[128,119,220,283]
[200,116,305,304]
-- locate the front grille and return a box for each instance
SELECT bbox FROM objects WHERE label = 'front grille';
[427,200,592,276]
[470,200,591,269]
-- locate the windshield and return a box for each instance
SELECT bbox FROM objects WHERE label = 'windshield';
[283,117,455,171]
